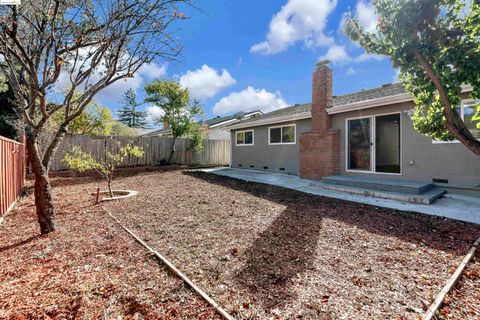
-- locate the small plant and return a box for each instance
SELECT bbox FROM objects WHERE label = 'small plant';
[63,142,144,198]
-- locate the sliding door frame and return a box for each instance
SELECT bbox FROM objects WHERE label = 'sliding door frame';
[345,111,402,176]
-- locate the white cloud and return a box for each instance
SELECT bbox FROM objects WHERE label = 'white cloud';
[145,105,165,125]
[320,45,352,64]
[179,65,236,100]
[250,0,337,55]
[213,86,288,115]
[356,0,378,33]
[346,67,356,75]
[355,52,385,62]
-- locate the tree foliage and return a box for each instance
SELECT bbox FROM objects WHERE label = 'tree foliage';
[144,80,204,162]
[63,142,144,197]
[346,0,480,156]
[118,89,148,128]
[0,77,21,140]
[53,101,114,137]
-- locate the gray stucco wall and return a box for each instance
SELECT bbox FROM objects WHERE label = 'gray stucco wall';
[230,103,480,193]
[331,102,480,193]
[230,119,311,174]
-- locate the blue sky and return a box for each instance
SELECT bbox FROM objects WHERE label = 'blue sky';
[97,0,397,127]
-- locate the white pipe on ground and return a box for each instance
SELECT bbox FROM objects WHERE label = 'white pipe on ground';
[423,235,480,320]
[102,208,235,320]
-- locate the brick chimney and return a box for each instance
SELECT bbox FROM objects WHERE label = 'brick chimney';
[299,61,340,180]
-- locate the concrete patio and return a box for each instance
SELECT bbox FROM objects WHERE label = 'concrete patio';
[200,167,480,225]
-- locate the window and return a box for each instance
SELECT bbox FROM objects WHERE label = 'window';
[236,130,254,146]
[269,124,296,144]
[434,99,480,143]
[462,100,480,139]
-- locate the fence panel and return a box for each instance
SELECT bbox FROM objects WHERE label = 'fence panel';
[50,135,231,172]
[0,135,26,216]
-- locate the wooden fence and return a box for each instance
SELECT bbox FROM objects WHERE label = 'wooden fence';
[50,135,231,172]
[0,135,26,216]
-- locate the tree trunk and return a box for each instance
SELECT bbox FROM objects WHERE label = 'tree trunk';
[26,134,57,234]
[107,179,113,198]
[413,49,480,156]
[168,136,177,164]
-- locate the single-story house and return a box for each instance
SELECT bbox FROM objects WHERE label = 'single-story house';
[143,110,262,140]
[226,62,480,196]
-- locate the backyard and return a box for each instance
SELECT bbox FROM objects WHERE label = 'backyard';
[1,167,479,319]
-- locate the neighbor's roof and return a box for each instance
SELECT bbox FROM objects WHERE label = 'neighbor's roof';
[228,83,408,129]
[141,110,264,137]
[202,110,262,127]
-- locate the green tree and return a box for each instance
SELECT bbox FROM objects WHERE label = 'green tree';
[0,77,21,140]
[118,89,148,128]
[53,102,114,137]
[111,121,138,137]
[144,80,204,163]
[346,0,480,156]
[63,143,144,197]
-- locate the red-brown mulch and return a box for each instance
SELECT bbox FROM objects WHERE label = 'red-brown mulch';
[99,169,480,320]
[439,251,480,320]
[0,170,220,319]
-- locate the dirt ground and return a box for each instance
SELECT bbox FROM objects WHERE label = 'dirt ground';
[2,167,479,319]
[439,251,480,320]
[0,168,220,319]
[99,168,480,320]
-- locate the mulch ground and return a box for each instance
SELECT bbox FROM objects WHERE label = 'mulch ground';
[439,251,480,320]
[99,169,480,320]
[0,168,220,319]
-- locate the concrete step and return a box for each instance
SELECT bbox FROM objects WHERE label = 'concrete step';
[315,181,446,205]
[322,176,434,195]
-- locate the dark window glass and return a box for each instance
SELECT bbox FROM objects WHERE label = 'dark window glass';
[270,128,281,143]
[245,131,253,144]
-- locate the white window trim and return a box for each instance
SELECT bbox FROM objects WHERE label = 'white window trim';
[432,99,479,144]
[235,129,254,146]
[268,124,296,145]
[345,111,402,176]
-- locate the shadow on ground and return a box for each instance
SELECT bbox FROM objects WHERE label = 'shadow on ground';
[184,170,480,311]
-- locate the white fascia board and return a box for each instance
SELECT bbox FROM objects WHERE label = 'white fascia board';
[208,118,239,129]
[226,112,311,131]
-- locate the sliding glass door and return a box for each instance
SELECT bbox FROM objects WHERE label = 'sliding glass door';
[347,118,372,171]
[347,113,401,174]
[375,114,401,174]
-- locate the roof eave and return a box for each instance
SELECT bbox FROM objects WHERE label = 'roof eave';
[226,112,312,131]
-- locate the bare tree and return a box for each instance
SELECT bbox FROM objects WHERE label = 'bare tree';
[0,0,192,234]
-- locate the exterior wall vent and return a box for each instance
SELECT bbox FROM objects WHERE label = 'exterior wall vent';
[238,164,242,167]
[433,178,448,184]
[250,165,254,168]
[279,168,286,171]
[263,166,268,170]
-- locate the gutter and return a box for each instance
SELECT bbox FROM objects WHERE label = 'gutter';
[226,112,311,131]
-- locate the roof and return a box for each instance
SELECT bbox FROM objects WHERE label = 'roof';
[229,83,407,128]
[202,110,262,127]
[141,110,263,137]
[332,83,406,107]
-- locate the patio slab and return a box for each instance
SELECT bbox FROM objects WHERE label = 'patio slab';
[201,167,480,225]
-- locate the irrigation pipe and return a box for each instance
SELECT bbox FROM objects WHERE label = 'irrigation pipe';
[423,235,480,320]
[102,208,235,320]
